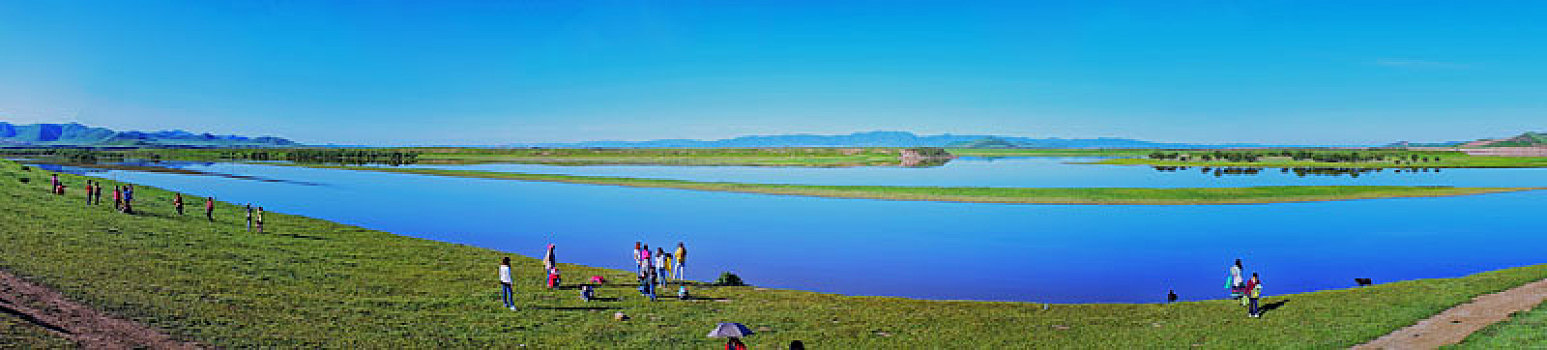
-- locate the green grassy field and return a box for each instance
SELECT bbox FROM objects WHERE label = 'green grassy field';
[1451,301,1547,348]
[1,147,930,167]
[3,158,1547,348]
[295,164,1540,205]
[410,147,925,166]
[946,148,1159,158]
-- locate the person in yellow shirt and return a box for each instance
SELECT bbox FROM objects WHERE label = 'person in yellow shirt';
[674,242,687,281]
[663,250,675,282]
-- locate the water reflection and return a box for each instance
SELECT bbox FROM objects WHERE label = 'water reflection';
[1155,166,1448,178]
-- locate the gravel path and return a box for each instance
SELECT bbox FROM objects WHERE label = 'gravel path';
[1354,278,1547,349]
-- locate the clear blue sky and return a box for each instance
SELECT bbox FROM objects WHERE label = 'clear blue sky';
[2,1,1544,145]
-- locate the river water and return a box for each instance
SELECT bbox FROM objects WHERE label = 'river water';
[27,158,1547,303]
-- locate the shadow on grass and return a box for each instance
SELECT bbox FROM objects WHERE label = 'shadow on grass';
[274,233,326,240]
[532,305,620,311]
[1260,299,1291,316]
[0,303,73,335]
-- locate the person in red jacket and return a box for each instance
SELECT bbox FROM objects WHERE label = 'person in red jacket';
[205,197,216,222]
[173,193,184,215]
[1246,273,1264,318]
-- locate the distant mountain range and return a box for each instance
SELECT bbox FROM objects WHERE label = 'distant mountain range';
[0,122,298,147]
[516,131,1272,149]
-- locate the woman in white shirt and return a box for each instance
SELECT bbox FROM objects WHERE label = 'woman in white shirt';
[499,257,516,311]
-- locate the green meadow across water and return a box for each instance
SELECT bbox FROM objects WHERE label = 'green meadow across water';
[289,164,1541,205]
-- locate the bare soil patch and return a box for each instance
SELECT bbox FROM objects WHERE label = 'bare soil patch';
[0,269,203,349]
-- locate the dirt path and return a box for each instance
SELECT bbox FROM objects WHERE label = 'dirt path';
[0,269,203,349]
[1354,278,1547,349]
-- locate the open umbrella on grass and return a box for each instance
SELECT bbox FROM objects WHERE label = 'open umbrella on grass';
[706,322,754,338]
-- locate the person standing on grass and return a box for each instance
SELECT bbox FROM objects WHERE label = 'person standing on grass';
[205,197,215,222]
[92,183,102,205]
[638,252,657,300]
[633,242,643,273]
[663,250,674,283]
[173,193,184,215]
[245,204,254,231]
[50,174,58,191]
[1247,273,1264,318]
[122,185,133,214]
[643,267,657,301]
[112,186,123,211]
[543,244,557,273]
[655,248,668,288]
[674,242,687,281]
[255,207,265,233]
[499,257,516,311]
[639,244,652,274]
[83,181,92,206]
[1227,259,1245,304]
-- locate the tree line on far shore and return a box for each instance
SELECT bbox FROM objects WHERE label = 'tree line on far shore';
[1147,150,1442,164]
[219,149,420,165]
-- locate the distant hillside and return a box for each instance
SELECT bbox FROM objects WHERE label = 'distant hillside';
[947,137,1019,148]
[1483,132,1547,147]
[0,122,299,147]
[521,131,1264,149]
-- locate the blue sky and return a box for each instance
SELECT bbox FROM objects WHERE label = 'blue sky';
[1,1,1544,145]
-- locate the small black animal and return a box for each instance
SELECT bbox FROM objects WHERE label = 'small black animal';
[1166,290,1178,303]
[1355,278,1373,287]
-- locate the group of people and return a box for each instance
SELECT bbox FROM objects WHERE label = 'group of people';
[68,175,140,215]
[633,242,687,301]
[1226,259,1266,318]
[244,204,266,233]
[46,173,248,229]
[495,241,694,309]
[50,174,68,196]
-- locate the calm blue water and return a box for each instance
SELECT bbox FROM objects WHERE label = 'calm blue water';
[396,157,1547,188]
[29,160,1547,303]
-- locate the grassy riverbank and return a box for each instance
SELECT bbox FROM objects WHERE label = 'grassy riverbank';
[946,148,1159,158]
[4,159,1547,347]
[1,147,934,167]
[410,147,928,166]
[300,165,1538,205]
